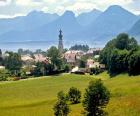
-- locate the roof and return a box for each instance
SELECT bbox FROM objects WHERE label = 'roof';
[0,66,5,69]
[21,55,34,61]
[34,54,49,62]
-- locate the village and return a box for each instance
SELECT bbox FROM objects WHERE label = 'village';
[0,30,105,78]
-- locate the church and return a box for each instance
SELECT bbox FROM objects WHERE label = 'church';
[58,29,64,54]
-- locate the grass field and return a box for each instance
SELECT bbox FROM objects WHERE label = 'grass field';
[0,72,140,116]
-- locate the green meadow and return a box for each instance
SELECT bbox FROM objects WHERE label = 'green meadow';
[0,72,140,116]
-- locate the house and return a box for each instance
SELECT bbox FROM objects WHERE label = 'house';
[0,66,5,70]
[34,54,49,63]
[21,54,34,62]
[86,48,102,56]
[87,59,105,71]
[64,50,84,66]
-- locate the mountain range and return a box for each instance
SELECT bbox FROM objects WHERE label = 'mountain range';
[0,5,140,46]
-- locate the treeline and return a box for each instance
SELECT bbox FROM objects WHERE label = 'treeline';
[18,48,47,56]
[100,33,140,76]
[70,44,89,52]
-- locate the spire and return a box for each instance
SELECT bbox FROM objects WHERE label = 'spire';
[58,29,64,54]
[59,29,63,40]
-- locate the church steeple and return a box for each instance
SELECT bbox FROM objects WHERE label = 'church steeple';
[58,29,63,54]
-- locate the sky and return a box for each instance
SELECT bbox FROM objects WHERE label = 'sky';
[0,0,140,18]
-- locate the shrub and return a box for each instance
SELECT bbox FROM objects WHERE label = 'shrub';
[53,91,70,116]
[83,80,110,116]
[68,87,81,104]
[0,69,10,81]
[13,77,21,81]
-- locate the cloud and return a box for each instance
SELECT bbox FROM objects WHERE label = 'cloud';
[0,0,11,6]
[66,2,96,15]
[0,0,139,18]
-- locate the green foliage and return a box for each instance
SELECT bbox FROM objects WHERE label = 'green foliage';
[128,50,140,75]
[53,91,70,116]
[70,44,89,52]
[109,49,129,75]
[47,46,62,70]
[78,55,88,68]
[44,63,54,75]
[18,49,33,55]
[68,87,81,104]
[4,52,22,75]
[0,74,140,115]
[115,34,138,50]
[83,80,110,116]
[90,67,101,75]
[33,62,44,76]
[78,59,86,68]
[0,49,3,65]
[0,69,9,81]
[20,70,28,79]
[63,64,70,73]
[99,33,139,76]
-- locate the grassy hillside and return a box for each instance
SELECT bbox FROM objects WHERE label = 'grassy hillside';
[0,73,140,116]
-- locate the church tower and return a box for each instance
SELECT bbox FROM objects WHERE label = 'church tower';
[58,29,63,54]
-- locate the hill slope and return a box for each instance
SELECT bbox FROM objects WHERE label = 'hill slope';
[0,73,140,116]
[129,19,140,40]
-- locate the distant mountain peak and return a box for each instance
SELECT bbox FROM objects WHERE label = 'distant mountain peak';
[106,5,129,13]
[27,10,45,16]
[108,5,122,9]
[91,9,102,13]
[63,10,75,17]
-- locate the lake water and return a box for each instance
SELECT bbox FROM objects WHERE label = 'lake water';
[0,41,104,52]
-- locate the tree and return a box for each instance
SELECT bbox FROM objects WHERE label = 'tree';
[83,80,110,116]
[18,48,24,55]
[33,62,44,76]
[68,87,81,104]
[44,63,54,75]
[70,44,89,52]
[53,91,70,116]
[0,49,3,65]
[78,55,88,68]
[128,49,140,75]
[78,59,86,68]
[4,52,22,75]
[47,46,62,70]
[99,33,139,75]
[108,49,129,75]
[63,64,70,73]
[115,33,138,50]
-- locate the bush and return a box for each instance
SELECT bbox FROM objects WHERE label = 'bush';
[13,77,21,81]
[53,91,70,116]
[68,87,81,104]
[20,70,28,79]
[90,67,101,75]
[63,64,70,73]
[83,80,110,116]
[0,69,10,81]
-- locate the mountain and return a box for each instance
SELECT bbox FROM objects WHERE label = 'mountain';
[76,9,102,26]
[129,19,140,39]
[72,5,138,44]
[0,11,83,42]
[0,11,59,35]
[0,5,139,47]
